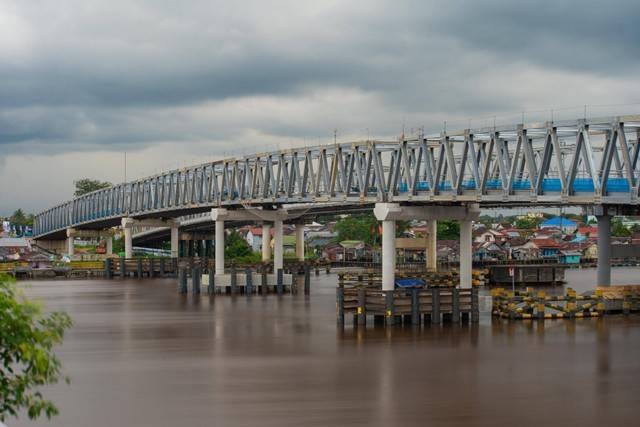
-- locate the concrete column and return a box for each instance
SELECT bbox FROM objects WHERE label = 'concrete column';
[274,219,284,271]
[67,236,75,256]
[426,219,437,271]
[459,219,473,289]
[170,226,179,258]
[295,223,305,261]
[381,219,396,291]
[124,227,133,258]
[262,223,272,261]
[215,220,225,275]
[106,236,113,255]
[597,214,611,287]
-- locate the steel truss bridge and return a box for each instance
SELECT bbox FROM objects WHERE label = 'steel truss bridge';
[34,115,640,240]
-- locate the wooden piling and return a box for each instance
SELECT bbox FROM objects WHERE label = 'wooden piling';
[411,288,420,325]
[192,266,201,295]
[246,267,253,295]
[276,268,284,295]
[432,288,440,324]
[304,264,311,295]
[178,268,187,294]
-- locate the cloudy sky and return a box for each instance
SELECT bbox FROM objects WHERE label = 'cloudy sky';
[1,0,639,214]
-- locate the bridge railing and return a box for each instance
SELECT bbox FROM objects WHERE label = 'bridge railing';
[34,115,640,238]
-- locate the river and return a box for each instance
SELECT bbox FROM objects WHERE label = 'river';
[11,267,640,426]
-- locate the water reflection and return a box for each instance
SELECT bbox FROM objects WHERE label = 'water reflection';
[12,269,640,427]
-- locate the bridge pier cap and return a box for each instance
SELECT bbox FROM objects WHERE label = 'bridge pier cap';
[373,203,480,222]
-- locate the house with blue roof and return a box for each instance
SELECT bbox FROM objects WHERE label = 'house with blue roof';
[540,216,578,234]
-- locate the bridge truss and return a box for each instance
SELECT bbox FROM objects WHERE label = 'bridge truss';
[34,115,640,239]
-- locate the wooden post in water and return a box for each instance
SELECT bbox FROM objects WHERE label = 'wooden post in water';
[178,268,187,294]
[208,268,215,296]
[276,268,284,295]
[230,265,237,295]
[246,267,253,295]
[432,288,441,324]
[149,258,155,278]
[304,264,311,295]
[192,266,201,295]
[120,258,126,278]
[385,291,395,326]
[337,285,345,324]
[452,288,460,323]
[471,287,479,322]
[261,267,268,294]
[411,288,420,325]
[136,258,143,278]
[172,258,178,278]
[105,258,112,279]
[357,288,366,326]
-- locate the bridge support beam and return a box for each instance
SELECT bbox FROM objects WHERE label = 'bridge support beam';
[262,223,271,261]
[597,214,611,287]
[295,222,305,261]
[124,226,133,258]
[274,219,284,272]
[459,219,473,289]
[106,236,113,256]
[374,203,479,292]
[67,234,75,256]
[381,218,397,291]
[122,217,177,259]
[426,219,437,271]
[170,225,179,258]
[215,219,225,275]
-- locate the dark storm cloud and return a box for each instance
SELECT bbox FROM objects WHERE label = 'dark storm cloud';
[431,0,640,74]
[0,0,638,151]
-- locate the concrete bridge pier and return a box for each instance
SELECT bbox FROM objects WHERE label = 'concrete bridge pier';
[215,217,225,276]
[295,222,305,261]
[211,207,292,291]
[66,228,115,257]
[459,219,473,289]
[262,223,271,261]
[597,213,611,287]
[170,225,179,258]
[374,203,480,291]
[274,219,284,273]
[122,218,178,258]
[426,219,437,271]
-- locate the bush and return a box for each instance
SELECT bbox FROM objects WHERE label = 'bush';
[0,276,72,421]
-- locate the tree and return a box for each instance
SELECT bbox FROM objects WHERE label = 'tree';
[73,179,112,197]
[612,219,631,237]
[514,216,541,230]
[334,214,380,246]
[0,277,72,421]
[9,209,33,227]
[225,230,252,259]
[437,220,460,240]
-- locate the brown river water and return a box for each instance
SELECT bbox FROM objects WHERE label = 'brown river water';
[10,267,640,426]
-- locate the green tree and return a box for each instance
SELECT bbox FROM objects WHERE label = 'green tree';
[437,220,460,240]
[514,216,541,230]
[612,219,631,237]
[0,277,72,422]
[630,223,640,234]
[225,230,252,259]
[73,179,112,197]
[9,209,33,227]
[334,214,380,246]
